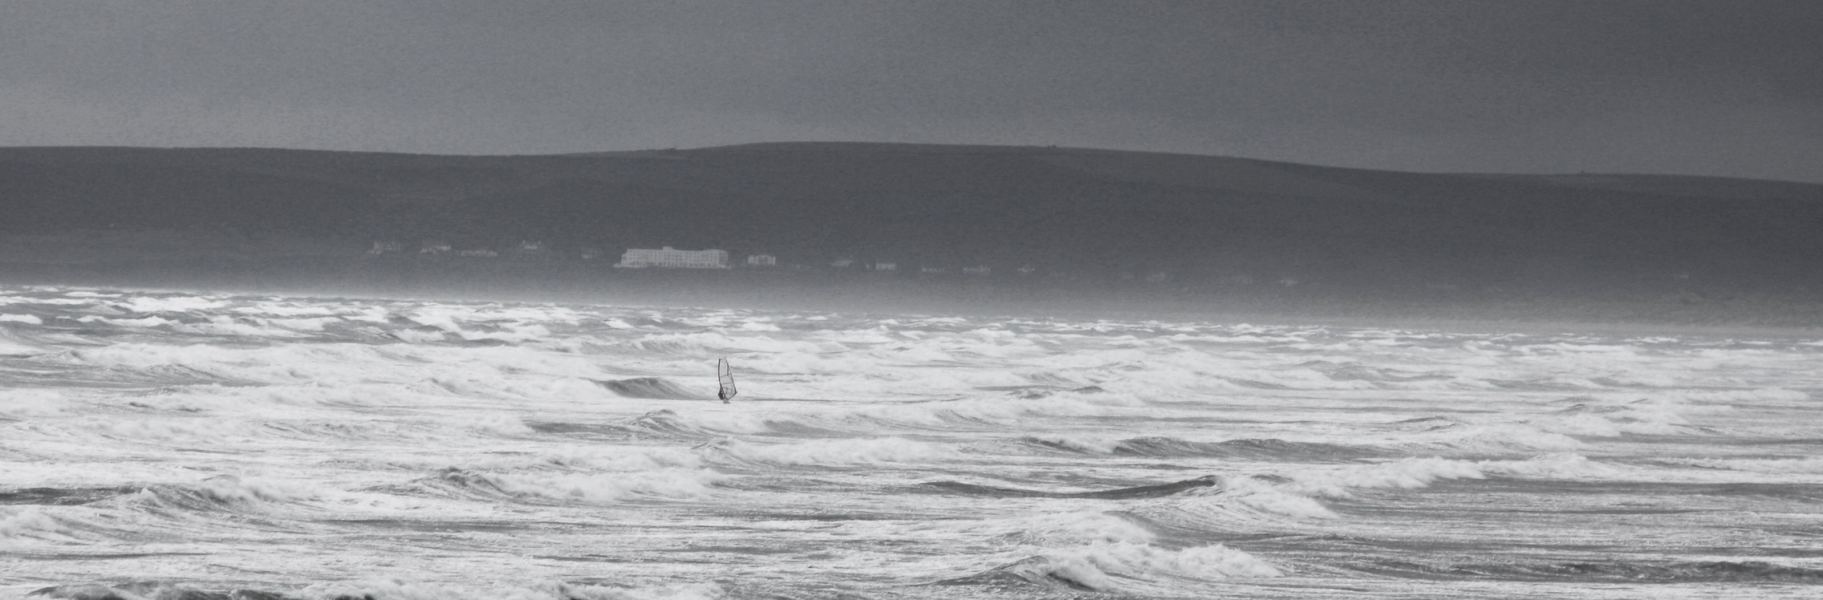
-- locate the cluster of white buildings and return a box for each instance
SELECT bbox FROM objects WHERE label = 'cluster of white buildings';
[614,246,732,269]
[360,240,1289,287]
[367,240,1030,276]
[369,240,543,258]
[608,248,894,271]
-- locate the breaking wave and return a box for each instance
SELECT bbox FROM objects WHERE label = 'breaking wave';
[702,437,959,468]
[622,409,717,439]
[0,328,39,356]
[24,580,728,600]
[1281,454,1631,499]
[916,475,1220,500]
[1397,422,1586,454]
[390,467,724,503]
[1,507,82,545]
[972,542,1281,592]
[9,286,1823,597]
[1022,435,1383,461]
[110,477,314,516]
[593,377,703,400]
[1360,558,1823,583]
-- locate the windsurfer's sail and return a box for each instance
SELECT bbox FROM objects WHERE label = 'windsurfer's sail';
[717,358,737,403]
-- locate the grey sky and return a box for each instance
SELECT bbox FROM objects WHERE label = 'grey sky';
[3,0,1819,182]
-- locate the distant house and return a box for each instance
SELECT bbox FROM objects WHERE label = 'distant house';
[419,240,452,255]
[1145,271,1172,283]
[579,247,604,260]
[1017,265,1037,275]
[963,265,992,276]
[870,261,896,272]
[515,240,548,254]
[456,248,499,258]
[367,241,406,256]
[746,254,778,268]
[615,246,730,269]
[920,266,947,274]
[831,258,856,268]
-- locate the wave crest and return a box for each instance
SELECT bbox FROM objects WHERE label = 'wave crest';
[1000,542,1282,592]
[594,377,703,400]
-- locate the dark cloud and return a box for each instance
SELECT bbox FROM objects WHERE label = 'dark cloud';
[2,0,1818,181]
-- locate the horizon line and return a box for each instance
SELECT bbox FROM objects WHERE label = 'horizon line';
[1,141,1815,186]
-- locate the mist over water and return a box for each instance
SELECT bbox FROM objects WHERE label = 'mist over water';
[2,285,1821,599]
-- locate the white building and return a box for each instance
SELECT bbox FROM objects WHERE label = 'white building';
[367,241,406,255]
[746,254,778,268]
[870,261,896,272]
[615,246,730,269]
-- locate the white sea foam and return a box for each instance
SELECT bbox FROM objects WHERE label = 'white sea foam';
[491,446,704,473]
[1283,456,1488,498]
[305,579,724,600]
[1283,454,1637,499]
[117,295,228,313]
[0,507,83,547]
[1017,542,1282,591]
[0,336,36,356]
[1007,511,1158,546]
[1478,453,1628,480]
[485,469,726,502]
[1153,480,1341,523]
[1023,435,1122,454]
[391,328,448,343]
[1672,388,1810,404]
[1529,400,1696,437]
[1405,423,1587,453]
[6,287,1822,597]
[172,316,309,338]
[553,582,725,600]
[1662,456,1823,475]
[77,315,175,328]
[0,296,94,306]
[264,316,342,331]
[0,389,74,417]
[464,413,537,437]
[713,437,959,467]
[457,323,552,344]
[231,302,340,318]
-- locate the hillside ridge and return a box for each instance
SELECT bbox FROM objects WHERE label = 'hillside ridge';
[3,143,1820,300]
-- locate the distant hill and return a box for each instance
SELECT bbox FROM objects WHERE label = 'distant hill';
[3,142,1821,301]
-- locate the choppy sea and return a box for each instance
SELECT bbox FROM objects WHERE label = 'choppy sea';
[3,286,1821,599]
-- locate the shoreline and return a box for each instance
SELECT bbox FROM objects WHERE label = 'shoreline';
[4,257,1820,335]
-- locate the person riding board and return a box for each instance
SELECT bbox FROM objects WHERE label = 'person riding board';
[717,358,737,403]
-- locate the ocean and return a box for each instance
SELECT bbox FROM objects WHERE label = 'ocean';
[2,286,1820,599]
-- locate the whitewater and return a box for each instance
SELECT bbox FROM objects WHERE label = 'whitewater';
[2,286,1821,599]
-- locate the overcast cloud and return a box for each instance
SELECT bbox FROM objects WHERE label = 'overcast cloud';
[2,0,1818,182]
